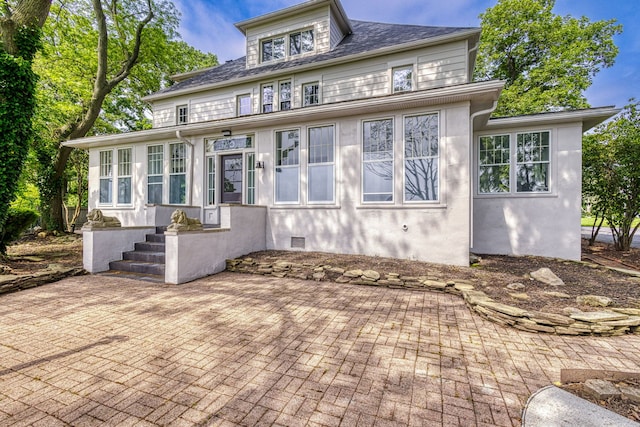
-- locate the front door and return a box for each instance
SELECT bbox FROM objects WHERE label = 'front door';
[221,154,242,203]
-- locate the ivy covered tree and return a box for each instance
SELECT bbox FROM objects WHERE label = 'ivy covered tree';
[33,0,217,230]
[583,100,640,251]
[0,0,51,240]
[476,0,622,116]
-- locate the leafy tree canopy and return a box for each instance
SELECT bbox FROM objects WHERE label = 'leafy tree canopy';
[475,0,622,116]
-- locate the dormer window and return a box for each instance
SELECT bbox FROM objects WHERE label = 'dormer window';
[262,37,285,62]
[290,30,314,56]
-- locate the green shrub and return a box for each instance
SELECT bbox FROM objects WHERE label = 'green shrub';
[0,207,39,255]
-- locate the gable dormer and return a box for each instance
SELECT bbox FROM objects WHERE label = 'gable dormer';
[235,0,352,69]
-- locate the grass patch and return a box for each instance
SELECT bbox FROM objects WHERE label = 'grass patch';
[582,216,640,228]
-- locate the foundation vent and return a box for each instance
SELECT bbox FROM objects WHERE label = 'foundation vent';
[290,237,305,249]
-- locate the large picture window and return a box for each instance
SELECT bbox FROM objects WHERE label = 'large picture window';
[170,143,186,204]
[308,125,335,203]
[363,119,394,202]
[275,130,300,203]
[117,148,132,204]
[478,135,510,194]
[517,131,550,192]
[99,150,113,204]
[404,114,439,201]
[147,145,163,204]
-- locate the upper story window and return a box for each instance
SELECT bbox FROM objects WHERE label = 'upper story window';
[176,104,188,125]
[262,84,274,113]
[290,30,314,56]
[237,94,251,116]
[393,66,413,93]
[477,131,551,194]
[262,37,285,62]
[261,29,314,64]
[303,82,319,107]
[279,81,292,111]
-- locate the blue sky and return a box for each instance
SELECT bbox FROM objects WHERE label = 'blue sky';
[174,0,639,109]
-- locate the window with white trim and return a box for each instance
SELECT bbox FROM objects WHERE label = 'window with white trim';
[279,81,291,111]
[290,30,314,56]
[207,156,215,205]
[117,148,132,204]
[308,125,335,203]
[478,135,510,194]
[404,114,439,201]
[99,150,113,204]
[262,84,274,113]
[275,130,300,203]
[363,119,394,202]
[237,94,251,116]
[169,143,186,204]
[246,153,256,205]
[262,37,285,62]
[303,82,319,107]
[393,66,413,93]
[517,131,550,192]
[177,104,188,125]
[147,145,163,204]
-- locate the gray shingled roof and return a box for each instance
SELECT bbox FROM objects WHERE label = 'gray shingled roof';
[154,20,477,96]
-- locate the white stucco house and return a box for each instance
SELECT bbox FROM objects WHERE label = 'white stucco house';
[65,0,618,284]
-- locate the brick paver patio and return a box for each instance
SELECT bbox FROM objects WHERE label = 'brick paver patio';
[1,273,640,426]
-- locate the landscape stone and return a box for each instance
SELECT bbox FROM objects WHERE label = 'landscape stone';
[543,291,572,299]
[421,280,448,290]
[453,282,475,292]
[362,270,380,280]
[509,293,529,300]
[462,290,492,305]
[343,269,363,278]
[476,300,528,317]
[312,272,326,281]
[583,379,620,400]
[507,283,525,291]
[562,307,582,316]
[335,276,351,283]
[570,312,628,323]
[327,267,345,274]
[611,308,640,316]
[528,311,575,326]
[576,295,612,307]
[599,316,640,327]
[619,385,640,403]
[530,267,564,286]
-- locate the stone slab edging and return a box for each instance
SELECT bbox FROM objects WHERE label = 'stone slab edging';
[0,267,86,296]
[226,257,640,337]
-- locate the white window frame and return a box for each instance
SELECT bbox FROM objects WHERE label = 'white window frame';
[206,156,215,205]
[516,130,551,193]
[176,104,188,125]
[117,148,132,205]
[274,129,301,204]
[279,80,292,111]
[262,84,274,113]
[403,113,440,203]
[147,144,164,205]
[302,82,319,107]
[99,150,113,205]
[261,36,285,63]
[289,29,314,56]
[478,134,511,194]
[169,142,187,205]
[308,125,335,204]
[362,118,394,204]
[237,94,251,116]
[392,65,414,93]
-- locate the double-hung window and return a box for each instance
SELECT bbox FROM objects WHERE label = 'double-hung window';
[290,30,314,56]
[393,66,413,93]
[478,135,510,194]
[237,94,251,116]
[279,81,292,110]
[303,82,319,107]
[147,145,163,204]
[99,150,113,204]
[404,114,439,201]
[477,130,550,194]
[517,131,550,192]
[308,126,335,203]
[117,148,132,204]
[363,119,394,202]
[275,130,300,203]
[177,104,188,125]
[262,37,285,62]
[169,143,186,204]
[262,84,274,113]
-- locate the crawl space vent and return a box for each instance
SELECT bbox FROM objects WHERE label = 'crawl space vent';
[290,237,306,249]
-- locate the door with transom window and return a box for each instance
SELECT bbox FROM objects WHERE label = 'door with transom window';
[221,154,242,203]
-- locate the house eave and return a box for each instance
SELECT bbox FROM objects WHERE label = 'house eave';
[66,80,504,149]
[142,28,481,103]
[480,107,620,133]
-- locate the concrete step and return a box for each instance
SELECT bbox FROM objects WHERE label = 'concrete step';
[123,250,165,263]
[109,260,165,276]
[134,241,166,252]
[146,233,165,243]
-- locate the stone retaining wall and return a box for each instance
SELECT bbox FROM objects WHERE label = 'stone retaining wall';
[0,267,86,296]
[227,258,640,337]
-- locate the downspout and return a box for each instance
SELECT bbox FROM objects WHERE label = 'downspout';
[176,130,194,207]
[468,100,498,251]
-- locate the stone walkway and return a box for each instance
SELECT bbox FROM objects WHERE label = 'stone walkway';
[1,273,640,426]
